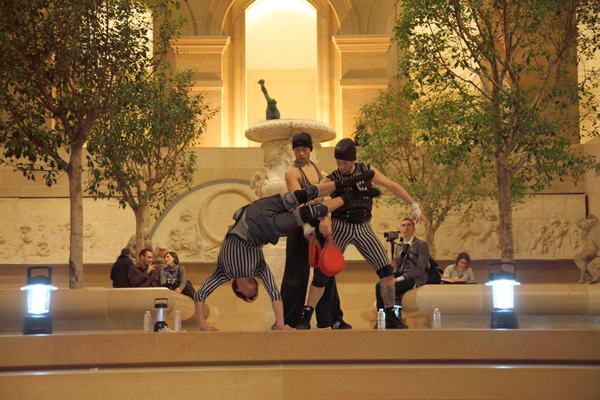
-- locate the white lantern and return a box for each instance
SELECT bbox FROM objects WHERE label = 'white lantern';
[486,262,520,329]
[21,267,57,335]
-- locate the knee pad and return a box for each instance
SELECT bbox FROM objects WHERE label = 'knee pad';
[301,184,320,202]
[311,269,330,288]
[309,203,329,219]
[376,265,394,279]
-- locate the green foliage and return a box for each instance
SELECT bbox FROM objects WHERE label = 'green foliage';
[0,0,188,284]
[395,0,599,195]
[356,89,491,253]
[0,0,186,181]
[392,0,600,260]
[86,67,216,218]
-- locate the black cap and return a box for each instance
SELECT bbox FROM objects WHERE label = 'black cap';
[292,132,313,150]
[334,138,356,161]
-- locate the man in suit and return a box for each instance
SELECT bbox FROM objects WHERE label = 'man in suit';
[375,218,430,329]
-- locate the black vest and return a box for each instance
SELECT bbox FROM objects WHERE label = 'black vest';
[327,162,373,224]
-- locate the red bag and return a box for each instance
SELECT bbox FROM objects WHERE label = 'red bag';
[318,237,345,277]
[308,233,322,268]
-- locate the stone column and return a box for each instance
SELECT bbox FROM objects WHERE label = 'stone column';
[332,35,391,138]
[173,36,230,147]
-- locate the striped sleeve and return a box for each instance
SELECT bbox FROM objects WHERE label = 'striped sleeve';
[255,260,282,301]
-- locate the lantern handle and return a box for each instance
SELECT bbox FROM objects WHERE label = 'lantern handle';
[154,298,169,307]
[27,266,52,280]
[488,261,516,276]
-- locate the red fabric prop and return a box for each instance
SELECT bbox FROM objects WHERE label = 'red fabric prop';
[308,233,322,268]
[318,237,345,277]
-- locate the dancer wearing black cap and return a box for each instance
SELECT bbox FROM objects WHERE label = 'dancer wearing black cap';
[280,132,351,330]
[295,138,428,330]
[193,172,380,331]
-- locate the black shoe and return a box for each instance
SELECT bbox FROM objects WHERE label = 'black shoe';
[335,170,375,189]
[331,319,352,330]
[386,314,409,329]
[296,306,313,330]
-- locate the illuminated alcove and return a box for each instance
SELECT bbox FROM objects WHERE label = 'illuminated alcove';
[245,0,318,147]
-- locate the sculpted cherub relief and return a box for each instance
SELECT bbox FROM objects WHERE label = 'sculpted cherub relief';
[574,215,600,284]
[166,210,203,259]
[15,224,35,260]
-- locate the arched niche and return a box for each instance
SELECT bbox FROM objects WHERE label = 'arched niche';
[176,0,399,146]
[216,0,345,146]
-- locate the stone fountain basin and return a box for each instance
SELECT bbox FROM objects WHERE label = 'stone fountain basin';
[245,119,336,143]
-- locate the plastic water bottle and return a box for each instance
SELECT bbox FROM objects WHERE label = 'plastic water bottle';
[377,309,386,330]
[144,311,152,333]
[174,310,181,332]
[433,308,441,329]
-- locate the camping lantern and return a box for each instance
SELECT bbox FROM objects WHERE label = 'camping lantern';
[485,262,520,329]
[21,266,57,335]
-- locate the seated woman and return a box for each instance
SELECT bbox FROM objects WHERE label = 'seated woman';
[159,251,194,298]
[442,252,476,283]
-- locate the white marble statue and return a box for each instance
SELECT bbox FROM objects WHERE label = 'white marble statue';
[574,215,600,284]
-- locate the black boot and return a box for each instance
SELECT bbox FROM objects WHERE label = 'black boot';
[335,170,375,190]
[331,318,352,329]
[385,307,409,329]
[296,306,314,330]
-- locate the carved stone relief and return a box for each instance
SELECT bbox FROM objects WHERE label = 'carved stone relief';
[574,215,600,284]
[151,183,257,263]
[0,198,134,264]
[364,195,587,261]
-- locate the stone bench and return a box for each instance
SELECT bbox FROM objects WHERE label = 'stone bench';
[363,284,600,329]
[0,287,218,333]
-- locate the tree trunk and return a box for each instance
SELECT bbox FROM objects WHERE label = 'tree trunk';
[495,152,515,264]
[67,143,85,289]
[425,226,438,259]
[134,207,146,259]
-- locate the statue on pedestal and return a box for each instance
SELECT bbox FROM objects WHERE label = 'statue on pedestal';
[258,79,280,120]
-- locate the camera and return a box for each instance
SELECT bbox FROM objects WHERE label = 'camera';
[384,231,400,242]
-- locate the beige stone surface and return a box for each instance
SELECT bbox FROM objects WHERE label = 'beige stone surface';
[2,365,599,400]
[2,330,600,369]
[400,283,600,319]
[0,287,195,323]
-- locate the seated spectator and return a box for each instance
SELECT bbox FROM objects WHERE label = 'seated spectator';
[159,251,195,299]
[373,218,429,329]
[128,248,160,287]
[111,248,133,288]
[442,252,476,283]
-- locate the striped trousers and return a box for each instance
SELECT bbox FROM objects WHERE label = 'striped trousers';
[194,235,281,303]
[332,218,390,272]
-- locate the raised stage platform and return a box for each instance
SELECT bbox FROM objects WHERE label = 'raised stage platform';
[1,329,599,399]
